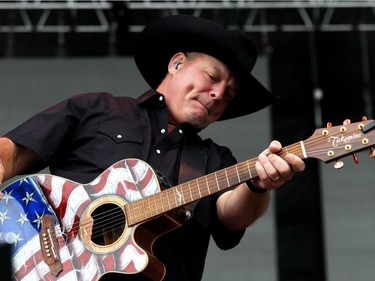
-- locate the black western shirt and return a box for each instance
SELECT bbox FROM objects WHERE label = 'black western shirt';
[5,90,245,281]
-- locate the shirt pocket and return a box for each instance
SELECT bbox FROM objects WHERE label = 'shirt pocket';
[97,122,144,144]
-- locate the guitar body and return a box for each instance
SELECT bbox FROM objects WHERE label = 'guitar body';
[0,159,183,281]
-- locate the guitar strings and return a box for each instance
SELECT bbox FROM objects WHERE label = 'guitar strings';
[39,129,353,249]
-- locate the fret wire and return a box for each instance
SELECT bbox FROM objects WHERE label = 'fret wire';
[170,188,178,209]
[147,196,152,217]
[133,203,138,224]
[152,196,158,216]
[224,168,230,187]
[180,184,186,204]
[246,160,252,180]
[188,180,196,200]
[159,193,165,214]
[188,181,193,201]
[196,178,202,198]
[125,204,133,225]
[237,162,247,182]
[159,191,165,213]
[165,189,172,210]
[177,185,183,206]
[152,193,158,216]
[226,166,237,187]
[216,170,227,189]
[170,185,177,206]
[144,197,150,219]
[174,185,181,206]
[136,199,142,222]
[163,190,170,211]
[156,192,163,216]
[204,176,211,194]
[141,199,147,221]
[194,178,201,197]
[197,177,208,197]
[190,180,199,200]
[235,165,241,183]
[149,197,155,218]
[231,166,238,185]
[206,173,218,193]
[166,188,172,210]
[214,172,219,190]
[166,189,172,210]
[179,183,189,204]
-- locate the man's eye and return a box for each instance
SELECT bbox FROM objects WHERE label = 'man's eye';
[207,73,216,81]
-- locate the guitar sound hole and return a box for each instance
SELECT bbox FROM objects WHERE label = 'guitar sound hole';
[91,203,125,246]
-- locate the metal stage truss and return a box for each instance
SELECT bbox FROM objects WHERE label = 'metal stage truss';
[0,1,375,34]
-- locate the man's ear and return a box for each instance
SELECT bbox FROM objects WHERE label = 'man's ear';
[168,52,186,73]
[172,60,181,70]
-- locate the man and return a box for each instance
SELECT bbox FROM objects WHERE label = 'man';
[0,15,305,280]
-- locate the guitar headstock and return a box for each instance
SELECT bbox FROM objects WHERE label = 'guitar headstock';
[304,118,375,165]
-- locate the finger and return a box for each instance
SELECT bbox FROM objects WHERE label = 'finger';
[257,153,281,181]
[285,153,306,173]
[266,153,303,182]
[268,140,282,153]
[260,140,282,156]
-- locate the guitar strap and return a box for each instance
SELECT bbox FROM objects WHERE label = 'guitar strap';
[178,137,208,220]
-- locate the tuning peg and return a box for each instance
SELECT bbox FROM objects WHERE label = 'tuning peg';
[334,160,344,169]
[342,119,360,163]
[361,117,373,160]
[352,153,359,164]
[331,120,351,169]
[326,122,343,169]
[369,147,375,158]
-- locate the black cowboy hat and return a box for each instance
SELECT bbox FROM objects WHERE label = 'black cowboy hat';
[134,14,276,120]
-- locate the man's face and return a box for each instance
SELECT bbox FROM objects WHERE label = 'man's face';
[161,53,238,129]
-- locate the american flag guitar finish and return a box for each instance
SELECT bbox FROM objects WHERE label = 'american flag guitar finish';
[1,119,375,281]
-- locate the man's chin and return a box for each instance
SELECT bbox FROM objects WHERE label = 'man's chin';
[186,114,210,129]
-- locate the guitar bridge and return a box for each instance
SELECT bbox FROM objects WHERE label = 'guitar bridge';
[39,214,63,277]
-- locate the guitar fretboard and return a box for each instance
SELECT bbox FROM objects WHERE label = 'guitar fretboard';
[126,142,304,226]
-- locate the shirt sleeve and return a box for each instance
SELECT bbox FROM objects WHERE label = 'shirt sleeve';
[4,93,98,172]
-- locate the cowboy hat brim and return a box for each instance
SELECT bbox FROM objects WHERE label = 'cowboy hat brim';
[134,14,276,120]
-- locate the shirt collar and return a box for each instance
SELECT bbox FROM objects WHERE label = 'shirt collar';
[136,89,202,134]
[136,89,163,106]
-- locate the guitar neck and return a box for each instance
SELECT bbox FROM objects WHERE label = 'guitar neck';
[126,141,305,226]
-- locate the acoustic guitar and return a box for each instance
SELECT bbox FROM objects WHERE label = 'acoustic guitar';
[1,119,374,280]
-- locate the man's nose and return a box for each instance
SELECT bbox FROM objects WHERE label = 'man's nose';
[210,86,225,100]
